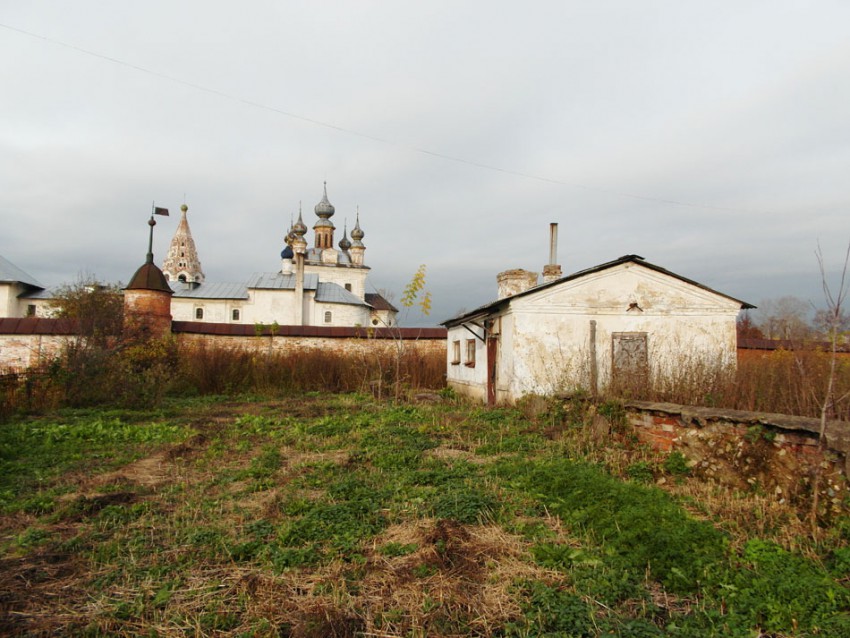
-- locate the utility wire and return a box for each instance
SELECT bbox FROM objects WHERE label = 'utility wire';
[1,21,770,216]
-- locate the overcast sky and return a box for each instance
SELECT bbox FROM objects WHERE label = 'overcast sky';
[2,2,849,326]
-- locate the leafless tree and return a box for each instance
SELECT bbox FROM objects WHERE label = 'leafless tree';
[810,241,850,533]
[756,295,812,341]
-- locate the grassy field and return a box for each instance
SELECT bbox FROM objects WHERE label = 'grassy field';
[1,393,849,637]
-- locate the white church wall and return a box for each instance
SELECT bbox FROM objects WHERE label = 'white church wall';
[304,263,369,301]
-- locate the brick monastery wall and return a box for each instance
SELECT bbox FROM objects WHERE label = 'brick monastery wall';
[623,401,849,510]
[0,318,447,370]
[175,330,446,357]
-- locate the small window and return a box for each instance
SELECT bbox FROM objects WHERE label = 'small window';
[178,274,187,282]
[232,309,240,321]
[465,339,476,367]
[195,307,204,320]
[344,283,352,292]
[324,311,332,324]
[26,304,36,317]
[451,340,461,365]
[371,318,379,326]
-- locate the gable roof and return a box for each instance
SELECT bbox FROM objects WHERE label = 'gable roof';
[442,254,755,327]
[315,282,370,307]
[365,292,399,312]
[0,254,44,289]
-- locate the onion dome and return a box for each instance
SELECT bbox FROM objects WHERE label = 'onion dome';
[338,222,351,251]
[292,205,308,237]
[350,210,365,244]
[314,181,335,219]
[281,244,294,259]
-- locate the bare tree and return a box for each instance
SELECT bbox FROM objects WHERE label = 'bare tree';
[756,295,812,341]
[812,306,850,341]
[810,241,850,533]
[50,275,124,347]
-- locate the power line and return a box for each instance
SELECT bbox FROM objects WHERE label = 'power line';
[1,21,771,216]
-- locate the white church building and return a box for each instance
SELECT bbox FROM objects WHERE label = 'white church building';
[0,183,398,328]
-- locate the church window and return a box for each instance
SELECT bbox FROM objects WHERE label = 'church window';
[26,304,36,317]
[451,340,461,365]
[345,283,352,292]
[372,318,379,326]
[232,309,240,321]
[178,275,187,282]
[195,307,204,320]
[465,339,476,367]
[324,311,332,324]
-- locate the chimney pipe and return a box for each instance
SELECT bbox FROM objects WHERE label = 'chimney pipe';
[542,222,563,283]
[548,223,558,265]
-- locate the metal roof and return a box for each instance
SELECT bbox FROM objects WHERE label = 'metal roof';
[365,292,399,312]
[0,255,43,288]
[442,254,755,327]
[170,281,249,299]
[247,272,319,290]
[18,287,60,300]
[316,282,370,306]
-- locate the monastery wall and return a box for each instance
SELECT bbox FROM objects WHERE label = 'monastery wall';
[0,318,79,370]
[0,318,446,370]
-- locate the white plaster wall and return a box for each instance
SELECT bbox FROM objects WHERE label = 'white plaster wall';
[304,263,370,300]
[451,262,743,403]
[0,283,20,317]
[445,324,488,401]
[311,301,372,327]
[171,290,372,328]
[505,263,741,400]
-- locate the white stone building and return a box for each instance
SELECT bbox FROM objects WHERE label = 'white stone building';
[442,252,752,405]
[165,183,397,328]
[0,183,398,328]
[0,255,55,318]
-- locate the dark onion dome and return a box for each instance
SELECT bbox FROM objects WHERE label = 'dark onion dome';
[338,223,352,251]
[281,245,294,259]
[351,211,365,241]
[314,181,335,218]
[292,207,308,236]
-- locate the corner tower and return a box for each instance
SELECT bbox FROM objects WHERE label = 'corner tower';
[162,204,205,284]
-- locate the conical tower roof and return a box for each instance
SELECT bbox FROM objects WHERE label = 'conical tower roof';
[162,204,205,283]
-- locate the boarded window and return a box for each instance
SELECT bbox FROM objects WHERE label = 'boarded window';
[465,339,476,367]
[611,332,648,396]
[451,340,461,364]
[195,307,204,320]
[324,311,333,323]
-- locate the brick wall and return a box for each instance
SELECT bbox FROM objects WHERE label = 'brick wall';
[0,318,447,368]
[623,401,849,510]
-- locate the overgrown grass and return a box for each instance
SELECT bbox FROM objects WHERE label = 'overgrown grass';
[1,340,445,419]
[1,393,847,636]
[636,348,850,420]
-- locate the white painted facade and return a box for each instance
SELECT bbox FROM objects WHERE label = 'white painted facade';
[0,184,398,328]
[444,256,750,405]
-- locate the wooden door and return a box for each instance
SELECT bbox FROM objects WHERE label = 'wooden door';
[487,334,498,406]
[611,332,648,396]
